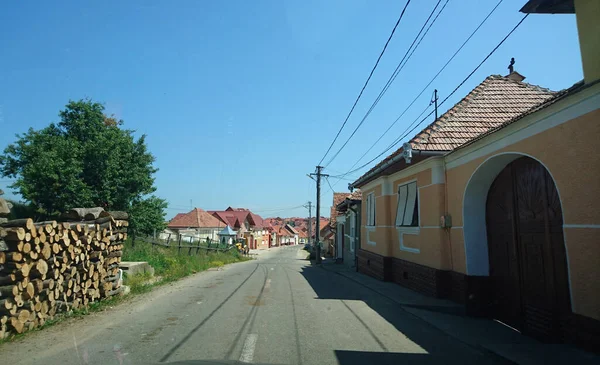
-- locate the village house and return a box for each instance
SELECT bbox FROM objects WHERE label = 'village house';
[349,0,599,350]
[335,189,362,268]
[209,207,270,249]
[164,208,226,243]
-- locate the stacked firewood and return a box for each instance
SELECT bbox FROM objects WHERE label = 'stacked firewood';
[0,208,128,338]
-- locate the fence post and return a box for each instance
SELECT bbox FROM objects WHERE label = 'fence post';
[206,239,212,254]
[188,237,193,255]
[178,234,182,254]
[166,233,171,246]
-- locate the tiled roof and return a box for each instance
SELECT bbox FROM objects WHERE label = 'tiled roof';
[210,209,267,229]
[330,192,350,228]
[355,74,557,184]
[348,189,362,201]
[168,208,224,228]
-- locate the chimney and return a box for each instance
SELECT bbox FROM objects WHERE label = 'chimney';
[574,0,600,84]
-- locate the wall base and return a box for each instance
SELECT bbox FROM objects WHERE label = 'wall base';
[355,251,600,352]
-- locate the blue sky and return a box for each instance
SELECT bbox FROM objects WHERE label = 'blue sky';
[0,0,582,219]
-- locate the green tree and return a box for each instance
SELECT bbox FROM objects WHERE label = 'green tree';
[0,99,166,234]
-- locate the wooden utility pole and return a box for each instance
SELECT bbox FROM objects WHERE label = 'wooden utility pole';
[304,201,312,246]
[310,166,328,264]
[432,89,439,120]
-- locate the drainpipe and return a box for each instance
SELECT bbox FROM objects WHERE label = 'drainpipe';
[349,203,360,271]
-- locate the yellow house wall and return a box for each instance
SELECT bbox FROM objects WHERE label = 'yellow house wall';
[446,107,600,320]
[575,0,600,84]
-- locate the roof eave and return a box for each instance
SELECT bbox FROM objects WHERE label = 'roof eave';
[350,150,445,189]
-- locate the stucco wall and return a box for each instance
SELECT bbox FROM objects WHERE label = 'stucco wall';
[446,107,600,320]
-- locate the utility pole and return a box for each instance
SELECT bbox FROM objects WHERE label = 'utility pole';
[304,201,312,246]
[432,89,439,120]
[310,166,328,264]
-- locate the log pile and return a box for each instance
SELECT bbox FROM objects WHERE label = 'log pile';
[0,209,128,339]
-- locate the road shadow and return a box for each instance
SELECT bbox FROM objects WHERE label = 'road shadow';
[298,265,510,365]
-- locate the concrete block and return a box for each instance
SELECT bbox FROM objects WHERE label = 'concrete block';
[119,261,155,276]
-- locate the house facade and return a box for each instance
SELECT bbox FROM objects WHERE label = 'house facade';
[165,208,225,242]
[349,0,599,349]
[335,190,362,269]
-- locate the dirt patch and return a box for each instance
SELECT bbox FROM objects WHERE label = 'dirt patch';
[245,295,265,306]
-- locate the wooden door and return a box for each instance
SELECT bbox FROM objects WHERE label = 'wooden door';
[486,157,571,341]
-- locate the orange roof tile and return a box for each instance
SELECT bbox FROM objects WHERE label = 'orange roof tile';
[354,74,556,185]
[168,208,224,228]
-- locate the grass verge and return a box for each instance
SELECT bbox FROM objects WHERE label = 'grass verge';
[0,240,251,345]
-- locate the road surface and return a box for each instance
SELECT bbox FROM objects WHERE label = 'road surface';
[0,246,510,365]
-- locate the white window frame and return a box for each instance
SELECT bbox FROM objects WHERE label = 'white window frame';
[366,192,376,227]
[395,181,419,227]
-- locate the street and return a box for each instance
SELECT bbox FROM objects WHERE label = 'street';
[1,246,511,365]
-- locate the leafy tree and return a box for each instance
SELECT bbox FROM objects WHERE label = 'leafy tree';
[0,99,166,235]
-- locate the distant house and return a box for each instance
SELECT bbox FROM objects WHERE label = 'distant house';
[336,189,362,268]
[209,207,270,249]
[165,208,225,243]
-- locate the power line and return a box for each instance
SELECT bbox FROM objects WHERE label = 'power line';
[336,11,529,180]
[325,0,502,174]
[317,0,412,166]
[323,0,449,168]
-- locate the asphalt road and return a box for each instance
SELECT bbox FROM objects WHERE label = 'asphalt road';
[0,246,510,365]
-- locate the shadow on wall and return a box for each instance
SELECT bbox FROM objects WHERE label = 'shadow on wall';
[297,265,509,365]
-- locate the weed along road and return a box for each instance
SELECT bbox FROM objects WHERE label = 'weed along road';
[0,246,511,365]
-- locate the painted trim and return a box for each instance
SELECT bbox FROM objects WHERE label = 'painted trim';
[451,226,463,229]
[366,226,376,246]
[431,164,445,184]
[446,88,600,169]
[563,224,600,229]
[461,152,574,310]
[397,227,420,253]
[418,182,444,190]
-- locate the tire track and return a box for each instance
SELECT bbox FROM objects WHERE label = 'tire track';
[225,264,269,360]
[159,263,261,362]
[284,267,303,365]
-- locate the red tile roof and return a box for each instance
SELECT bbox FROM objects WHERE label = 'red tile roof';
[354,74,557,185]
[168,208,224,228]
[330,192,351,228]
[209,209,267,229]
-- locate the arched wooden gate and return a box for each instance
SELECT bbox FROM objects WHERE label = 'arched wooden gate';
[486,156,571,341]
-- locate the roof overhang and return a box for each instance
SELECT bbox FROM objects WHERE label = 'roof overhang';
[350,150,444,189]
[520,0,574,13]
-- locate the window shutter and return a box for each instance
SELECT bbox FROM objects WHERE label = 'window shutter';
[396,184,408,226]
[403,182,418,226]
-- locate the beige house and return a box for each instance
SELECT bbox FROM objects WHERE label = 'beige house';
[350,0,599,350]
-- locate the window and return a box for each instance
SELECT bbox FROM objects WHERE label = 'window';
[366,192,376,226]
[395,182,419,227]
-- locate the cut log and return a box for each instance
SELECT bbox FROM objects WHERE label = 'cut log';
[0,285,17,298]
[22,283,35,301]
[31,279,43,293]
[24,232,31,242]
[41,243,51,260]
[38,231,47,244]
[29,251,39,260]
[95,216,115,225]
[22,242,31,254]
[52,243,61,255]
[1,218,35,231]
[31,260,48,278]
[2,228,26,242]
[106,286,124,297]
[9,316,24,333]
[61,207,105,221]
[0,251,4,264]
[16,309,30,324]
[42,279,54,290]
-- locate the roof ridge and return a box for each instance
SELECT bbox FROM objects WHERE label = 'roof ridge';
[411,75,495,148]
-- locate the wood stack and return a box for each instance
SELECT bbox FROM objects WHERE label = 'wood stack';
[0,209,128,339]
